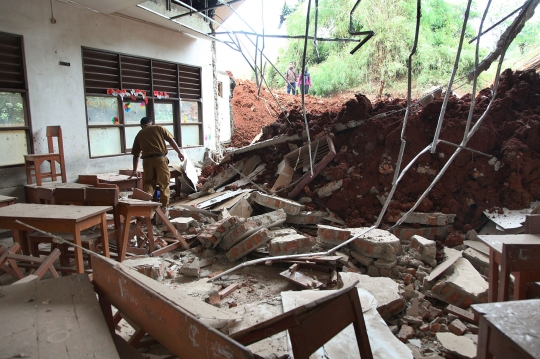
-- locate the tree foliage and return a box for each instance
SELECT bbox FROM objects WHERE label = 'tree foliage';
[269,0,491,96]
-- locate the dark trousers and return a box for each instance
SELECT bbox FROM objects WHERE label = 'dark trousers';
[299,85,310,94]
[287,82,296,95]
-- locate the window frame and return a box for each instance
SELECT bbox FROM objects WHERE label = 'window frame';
[0,32,33,168]
[81,47,203,159]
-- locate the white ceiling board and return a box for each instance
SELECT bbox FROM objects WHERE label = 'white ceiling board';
[483,201,539,230]
[67,0,146,14]
[214,0,246,25]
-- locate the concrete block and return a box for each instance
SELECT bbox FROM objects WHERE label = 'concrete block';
[317,225,351,246]
[268,234,314,256]
[227,228,273,262]
[351,228,401,261]
[448,319,467,336]
[390,225,452,240]
[249,209,287,228]
[219,220,262,250]
[170,217,196,231]
[123,257,167,282]
[374,258,397,269]
[397,325,415,343]
[462,248,489,276]
[409,235,437,267]
[252,192,304,215]
[388,212,456,226]
[180,258,202,277]
[286,211,326,224]
[316,180,343,198]
[427,258,488,308]
[270,228,298,237]
[350,250,374,266]
[341,272,406,319]
[436,333,476,359]
[196,216,240,248]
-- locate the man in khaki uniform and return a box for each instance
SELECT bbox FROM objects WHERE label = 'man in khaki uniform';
[131,117,184,208]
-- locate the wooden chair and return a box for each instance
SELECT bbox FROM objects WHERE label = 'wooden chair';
[36,187,53,204]
[0,243,60,280]
[498,243,540,301]
[24,126,67,186]
[78,174,99,186]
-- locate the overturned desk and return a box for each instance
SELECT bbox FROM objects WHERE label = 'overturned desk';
[0,274,121,358]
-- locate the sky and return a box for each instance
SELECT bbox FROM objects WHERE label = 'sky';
[216,0,539,79]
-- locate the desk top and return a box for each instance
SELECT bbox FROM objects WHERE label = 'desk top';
[0,274,120,358]
[0,203,111,221]
[118,199,160,207]
[477,234,540,253]
[24,182,91,189]
[472,299,540,358]
[0,194,17,203]
[97,173,134,182]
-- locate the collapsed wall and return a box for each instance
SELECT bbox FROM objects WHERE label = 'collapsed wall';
[209,69,540,234]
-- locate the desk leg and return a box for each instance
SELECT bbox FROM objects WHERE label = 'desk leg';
[119,207,132,262]
[100,212,110,258]
[12,230,28,255]
[73,224,84,274]
[476,317,493,359]
[488,249,498,303]
[145,216,155,253]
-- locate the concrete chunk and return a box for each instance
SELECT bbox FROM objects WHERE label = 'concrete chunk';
[227,228,273,262]
[462,247,489,276]
[427,258,488,308]
[390,225,452,240]
[409,235,437,267]
[251,192,304,215]
[316,180,343,198]
[170,217,196,231]
[219,220,262,250]
[286,211,326,224]
[317,225,351,246]
[436,333,476,358]
[350,250,374,266]
[388,212,456,226]
[448,319,467,336]
[249,209,287,228]
[268,234,314,256]
[351,228,401,261]
[270,228,298,237]
[341,272,406,319]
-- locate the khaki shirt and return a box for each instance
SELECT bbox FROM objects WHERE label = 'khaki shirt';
[131,125,173,158]
[286,68,297,83]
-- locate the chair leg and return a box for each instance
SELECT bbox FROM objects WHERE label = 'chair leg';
[35,159,43,186]
[50,159,58,182]
[34,248,61,279]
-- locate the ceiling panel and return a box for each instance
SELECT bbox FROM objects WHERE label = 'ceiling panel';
[67,0,147,14]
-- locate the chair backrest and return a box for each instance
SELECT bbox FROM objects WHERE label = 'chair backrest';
[46,126,63,157]
[502,243,540,272]
[54,187,85,205]
[36,187,53,204]
[132,188,152,201]
[78,175,99,186]
[525,214,540,234]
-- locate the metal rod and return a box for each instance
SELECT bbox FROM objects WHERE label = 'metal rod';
[438,140,492,157]
[431,0,473,154]
[313,0,320,59]
[301,0,314,177]
[468,5,523,43]
[212,32,367,42]
[348,0,375,54]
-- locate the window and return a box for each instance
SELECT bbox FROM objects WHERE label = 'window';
[82,48,203,158]
[218,81,223,97]
[0,32,31,167]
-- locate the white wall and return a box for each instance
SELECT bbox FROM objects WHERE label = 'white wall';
[0,0,216,196]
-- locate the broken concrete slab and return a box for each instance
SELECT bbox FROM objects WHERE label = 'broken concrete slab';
[268,233,315,256]
[281,288,413,359]
[350,250,374,266]
[463,239,489,256]
[199,159,246,193]
[269,228,298,237]
[427,258,488,308]
[341,272,406,319]
[227,228,273,262]
[317,224,352,246]
[228,197,253,218]
[122,257,167,282]
[448,319,467,335]
[388,212,456,226]
[196,216,241,248]
[170,217,196,231]
[249,209,287,229]
[216,163,266,193]
[426,247,462,282]
[251,192,304,215]
[219,220,262,250]
[316,180,343,198]
[285,211,326,225]
[409,235,437,267]
[180,257,202,277]
[350,227,401,261]
[436,332,476,359]
[462,247,489,276]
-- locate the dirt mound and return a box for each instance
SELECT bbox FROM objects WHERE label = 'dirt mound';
[230,80,348,147]
[220,69,540,232]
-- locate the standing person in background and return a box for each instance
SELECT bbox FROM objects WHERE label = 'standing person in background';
[297,67,312,95]
[226,70,236,98]
[285,62,297,95]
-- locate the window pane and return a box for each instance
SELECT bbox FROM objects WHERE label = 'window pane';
[89,127,121,157]
[0,130,27,165]
[0,92,25,127]
[125,126,140,149]
[124,101,147,123]
[154,103,174,123]
[180,101,199,123]
[181,125,200,147]
[86,97,119,125]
